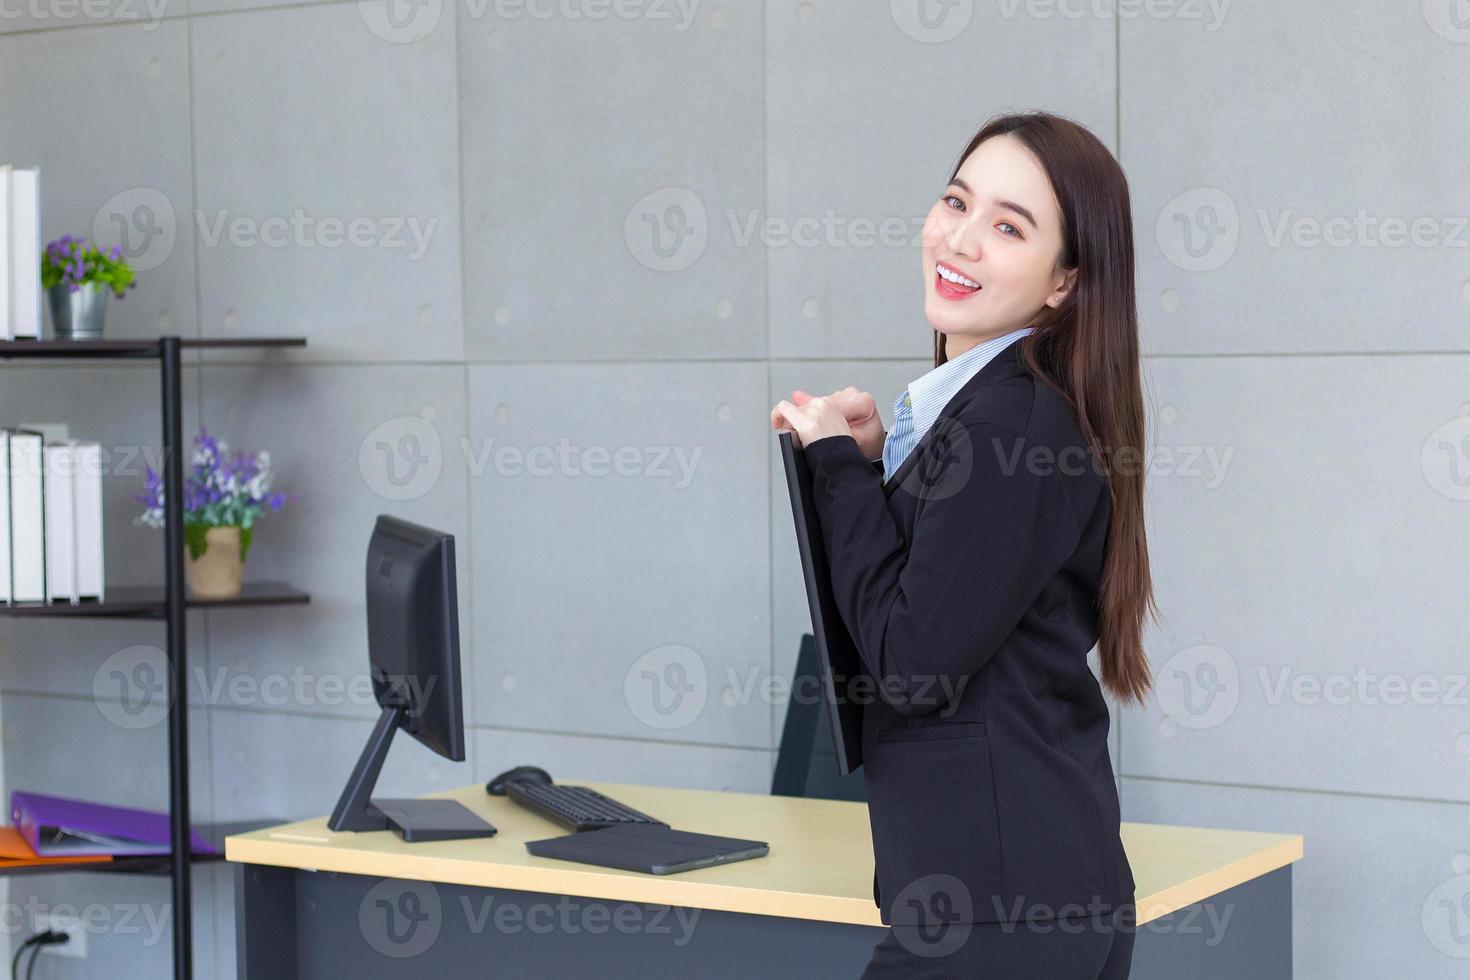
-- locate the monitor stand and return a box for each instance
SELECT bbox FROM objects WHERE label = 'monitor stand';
[328,705,497,841]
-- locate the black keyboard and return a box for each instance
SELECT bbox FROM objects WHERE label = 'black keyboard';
[505,781,668,832]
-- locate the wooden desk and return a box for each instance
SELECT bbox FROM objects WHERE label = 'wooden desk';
[227,782,1303,978]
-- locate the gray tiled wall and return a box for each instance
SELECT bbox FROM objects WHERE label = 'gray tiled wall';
[1,1,1466,976]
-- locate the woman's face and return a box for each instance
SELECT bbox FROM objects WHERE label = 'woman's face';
[920,133,1077,353]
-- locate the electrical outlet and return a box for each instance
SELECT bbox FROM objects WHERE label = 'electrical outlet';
[33,912,86,959]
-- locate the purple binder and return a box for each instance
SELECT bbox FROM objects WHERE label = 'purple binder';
[11,791,217,857]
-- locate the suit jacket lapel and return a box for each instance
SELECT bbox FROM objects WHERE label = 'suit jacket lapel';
[882,341,1025,499]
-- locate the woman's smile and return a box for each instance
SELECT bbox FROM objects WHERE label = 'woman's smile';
[934,260,982,301]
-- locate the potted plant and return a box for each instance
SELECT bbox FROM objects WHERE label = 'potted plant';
[135,427,289,598]
[41,235,137,339]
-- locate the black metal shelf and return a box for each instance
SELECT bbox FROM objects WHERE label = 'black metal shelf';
[0,581,310,619]
[0,337,306,360]
[0,854,205,878]
[0,335,306,980]
[0,820,285,878]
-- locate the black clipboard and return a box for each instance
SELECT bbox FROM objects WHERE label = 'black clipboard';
[777,431,865,775]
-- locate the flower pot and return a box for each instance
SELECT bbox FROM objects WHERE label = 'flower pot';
[48,282,109,339]
[185,526,245,599]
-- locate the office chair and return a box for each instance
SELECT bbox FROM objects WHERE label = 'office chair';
[771,634,867,802]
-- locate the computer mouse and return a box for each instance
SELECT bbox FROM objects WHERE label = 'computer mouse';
[485,765,553,796]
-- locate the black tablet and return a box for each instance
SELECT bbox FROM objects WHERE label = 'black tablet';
[525,823,769,875]
[777,431,866,776]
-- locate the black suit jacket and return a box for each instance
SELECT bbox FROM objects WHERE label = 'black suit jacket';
[802,340,1134,926]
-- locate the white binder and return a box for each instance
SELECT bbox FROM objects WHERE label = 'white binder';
[44,443,76,603]
[0,430,11,602]
[7,429,46,602]
[2,166,41,340]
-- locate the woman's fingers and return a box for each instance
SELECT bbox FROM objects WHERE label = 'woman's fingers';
[771,398,805,432]
[775,400,808,445]
[828,387,877,426]
[774,387,870,434]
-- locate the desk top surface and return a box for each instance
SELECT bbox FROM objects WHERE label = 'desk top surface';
[226,782,1303,928]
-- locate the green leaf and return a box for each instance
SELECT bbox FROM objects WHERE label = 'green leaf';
[184,522,209,561]
[239,525,253,562]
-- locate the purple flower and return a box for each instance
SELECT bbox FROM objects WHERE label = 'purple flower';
[109,245,122,261]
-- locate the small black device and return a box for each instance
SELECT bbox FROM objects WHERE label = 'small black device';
[486,766,667,832]
[525,823,769,875]
[328,516,496,842]
[778,431,866,775]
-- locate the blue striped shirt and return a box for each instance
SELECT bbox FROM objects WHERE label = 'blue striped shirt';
[881,326,1034,482]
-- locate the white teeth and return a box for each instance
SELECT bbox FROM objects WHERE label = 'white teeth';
[937,263,979,289]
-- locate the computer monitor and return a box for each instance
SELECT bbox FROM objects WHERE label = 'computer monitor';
[327,516,495,842]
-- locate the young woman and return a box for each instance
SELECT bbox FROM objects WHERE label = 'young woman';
[771,111,1156,978]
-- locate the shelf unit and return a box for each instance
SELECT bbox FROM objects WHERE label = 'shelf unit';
[0,820,281,878]
[0,335,309,980]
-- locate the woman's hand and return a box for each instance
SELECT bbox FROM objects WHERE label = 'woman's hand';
[771,386,884,457]
[770,392,855,449]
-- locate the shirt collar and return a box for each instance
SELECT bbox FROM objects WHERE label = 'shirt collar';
[905,325,1034,440]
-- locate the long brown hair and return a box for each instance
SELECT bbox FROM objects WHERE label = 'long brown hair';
[936,111,1156,706]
